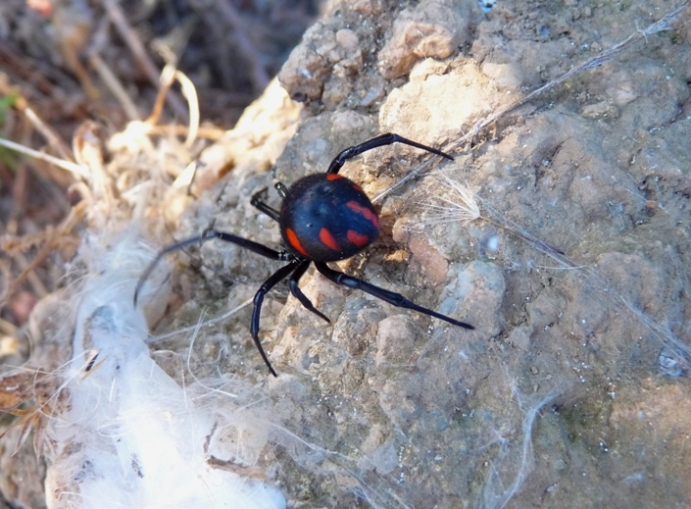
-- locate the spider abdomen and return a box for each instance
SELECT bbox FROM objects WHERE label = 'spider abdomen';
[279,173,380,262]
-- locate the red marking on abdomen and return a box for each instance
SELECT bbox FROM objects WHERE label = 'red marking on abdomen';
[286,228,310,257]
[319,228,340,251]
[326,174,343,181]
[346,201,380,229]
[347,230,369,247]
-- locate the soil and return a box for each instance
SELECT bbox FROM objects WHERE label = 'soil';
[1,0,691,508]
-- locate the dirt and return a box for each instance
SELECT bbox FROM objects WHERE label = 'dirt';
[2,0,691,508]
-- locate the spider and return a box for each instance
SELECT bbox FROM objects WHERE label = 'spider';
[135,133,474,376]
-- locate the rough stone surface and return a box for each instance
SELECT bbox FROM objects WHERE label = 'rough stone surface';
[377,1,470,80]
[175,1,691,507]
[4,0,691,508]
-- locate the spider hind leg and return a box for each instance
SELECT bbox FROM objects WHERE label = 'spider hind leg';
[289,260,330,323]
[250,261,302,377]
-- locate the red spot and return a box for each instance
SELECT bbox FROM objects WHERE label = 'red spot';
[319,228,340,251]
[27,0,52,16]
[346,201,380,229]
[347,230,369,247]
[286,228,309,257]
[326,174,343,181]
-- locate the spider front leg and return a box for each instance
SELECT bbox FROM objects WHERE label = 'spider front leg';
[314,262,474,330]
[326,133,454,175]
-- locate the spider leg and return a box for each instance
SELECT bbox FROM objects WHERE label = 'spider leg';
[250,187,281,222]
[314,262,474,330]
[251,260,301,376]
[274,181,289,198]
[327,133,455,175]
[288,260,330,323]
[134,229,291,306]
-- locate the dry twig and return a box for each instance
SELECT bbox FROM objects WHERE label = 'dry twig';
[100,0,189,121]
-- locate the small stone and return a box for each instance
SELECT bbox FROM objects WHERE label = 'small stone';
[377,2,469,79]
[335,29,359,52]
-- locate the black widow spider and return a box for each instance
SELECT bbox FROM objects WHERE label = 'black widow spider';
[135,133,474,376]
